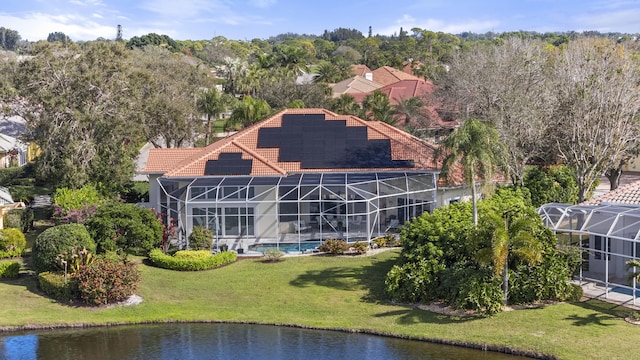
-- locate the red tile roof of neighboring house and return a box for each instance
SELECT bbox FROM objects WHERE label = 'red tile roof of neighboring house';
[350,79,459,130]
[581,180,640,206]
[351,64,373,77]
[372,66,422,86]
[142,108,446,178]
[330,76,383,97]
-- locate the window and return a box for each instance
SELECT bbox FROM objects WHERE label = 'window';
[594,236,610,260]
[223,207,254,236]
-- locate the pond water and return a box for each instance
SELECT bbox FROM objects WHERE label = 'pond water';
[0,323,526,360]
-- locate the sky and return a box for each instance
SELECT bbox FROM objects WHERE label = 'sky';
[1,0,640,42]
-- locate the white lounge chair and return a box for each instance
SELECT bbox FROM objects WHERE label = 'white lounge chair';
[294,220,311,232]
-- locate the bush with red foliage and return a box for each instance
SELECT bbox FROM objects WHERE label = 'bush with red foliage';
[73,255,140,306]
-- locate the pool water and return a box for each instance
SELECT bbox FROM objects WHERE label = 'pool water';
[249,241,323,253]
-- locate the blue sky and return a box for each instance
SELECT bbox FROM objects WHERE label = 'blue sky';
[1,0,639,42]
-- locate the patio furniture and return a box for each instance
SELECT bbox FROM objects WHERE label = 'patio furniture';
[294,220,311,232]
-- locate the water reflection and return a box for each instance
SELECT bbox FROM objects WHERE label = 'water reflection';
[0,323,524,360]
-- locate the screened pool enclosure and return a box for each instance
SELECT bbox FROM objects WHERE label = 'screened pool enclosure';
[538,203,640,304]
[157,171,437,252]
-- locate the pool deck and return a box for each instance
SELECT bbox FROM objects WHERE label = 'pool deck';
[576,280,640,310]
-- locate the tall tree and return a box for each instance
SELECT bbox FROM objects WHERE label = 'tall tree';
[440,38,553,185]
[197,88,232,145]
[438,119,506,225]
[0,27,21,51]
[329,94,361,116]
[550,37,640,201]
[129,46,210,148]
[16,42,142,192]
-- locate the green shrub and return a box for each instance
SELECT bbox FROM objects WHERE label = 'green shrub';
[0,167,24,185]
[0,261,20,278]
[263,248,284,262]
[84,201,162,253]
[121,181,149,203]
[3,209,22,229]
[0,228,27,258]
[53,184,103,211]
[524,165,579,207]
[73,256,140,306]
[148,248,237,271]
[31,224,96,273]
[374,233,401,248]
[20,207,34,233]
[318,238,349,255]
[350,241,369,254]
[565,283,584,302]
[37,271,75,302]
[188,226,213,250]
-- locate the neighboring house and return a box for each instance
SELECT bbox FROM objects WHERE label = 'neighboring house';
[371,66,423,86]
[0,133,27,168]
[538,180,640,302]
[330,76,383,98]
[0,186,25,229]
[142,108,448,252]
[350,78,459,140]
[0,113,39,166]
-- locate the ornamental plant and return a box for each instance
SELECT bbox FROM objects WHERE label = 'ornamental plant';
[318,238,349,255]
[32,224,96,273]
[72,255,140,306]
[0,228,27,259]
[188,226,213,250]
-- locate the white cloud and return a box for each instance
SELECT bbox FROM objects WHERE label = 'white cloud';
[249,0,277,8]
[92,13,103,19]
[0,12,117,41]
[377,14,499,36]
[571,9,640,32]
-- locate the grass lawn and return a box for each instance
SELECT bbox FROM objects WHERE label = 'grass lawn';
[1,249,639,359]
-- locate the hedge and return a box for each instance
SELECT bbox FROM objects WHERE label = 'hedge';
[0,228,27,259]
[37,271,75,302]
[0,261,20,278]
[148,248,237,271]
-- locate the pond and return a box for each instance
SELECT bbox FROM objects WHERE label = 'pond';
[0,323,527,360]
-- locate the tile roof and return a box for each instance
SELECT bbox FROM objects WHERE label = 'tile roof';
[143,108,442,178]
[330,76,383,97]
[371,66,423,86]
[581,180,640,206]
[350,79,459,130]
[351,64,373,77]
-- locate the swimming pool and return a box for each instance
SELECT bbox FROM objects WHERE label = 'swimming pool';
[249,241,323,253]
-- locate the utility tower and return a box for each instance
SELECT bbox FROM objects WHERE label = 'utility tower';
[116,25,123,41]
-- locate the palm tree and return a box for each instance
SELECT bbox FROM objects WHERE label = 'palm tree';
[362,90,395,124]
[228,96,271,130]
[438,118,506,226]
[626,259,640,284]
[330,94,361,116]
[393,96,427,126]
[475,209,543,306]
[196,88,230,145]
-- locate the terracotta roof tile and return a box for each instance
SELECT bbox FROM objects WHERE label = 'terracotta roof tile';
[372,66,422,86]
[146,108,443,178]
[141,148,203,173]
[351,64,373,77]
[581,180,640,206]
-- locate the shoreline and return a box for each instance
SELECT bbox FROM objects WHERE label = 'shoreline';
[0,319,557,359]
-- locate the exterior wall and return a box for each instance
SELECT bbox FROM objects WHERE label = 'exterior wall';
[436,186,473,208]
[148,174,162,210]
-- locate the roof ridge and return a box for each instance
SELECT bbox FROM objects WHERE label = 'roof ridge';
[231,139,287,175]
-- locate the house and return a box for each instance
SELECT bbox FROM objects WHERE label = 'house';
[0,186,25,229]
[0,112,39,167]
[349,78,459,140]
[141,108,445,252]
[330,76,383,98]
[538,180,640,303]
[0,133,27,168]
[370,66,423,86]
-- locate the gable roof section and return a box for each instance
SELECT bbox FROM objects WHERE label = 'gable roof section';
[372,66,422,86]
[144,108,441,178]
[581,180,640,206]
[351,64,373,77]
[141,148,203,174]
[330,76,383,97]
